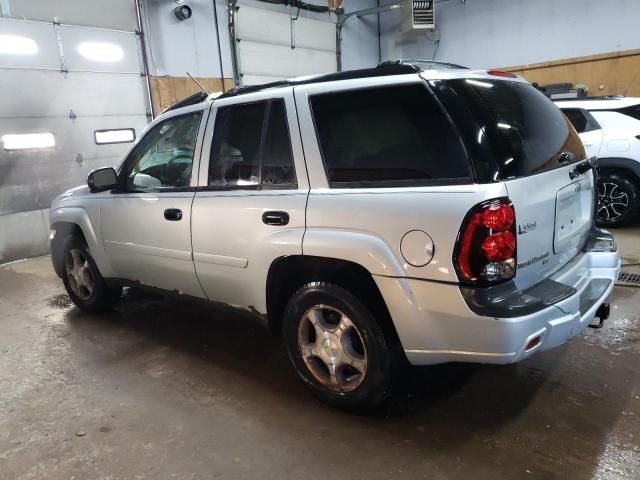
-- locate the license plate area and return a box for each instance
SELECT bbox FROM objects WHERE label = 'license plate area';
[554,180,592,253]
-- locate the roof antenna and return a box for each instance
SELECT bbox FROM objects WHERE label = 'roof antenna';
[186,72,208,93]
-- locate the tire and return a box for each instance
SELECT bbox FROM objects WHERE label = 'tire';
[596,173,640,228]
[282,282,393,412]
[61,235,122,312]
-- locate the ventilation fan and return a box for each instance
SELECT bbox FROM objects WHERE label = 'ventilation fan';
[402,0,436,33]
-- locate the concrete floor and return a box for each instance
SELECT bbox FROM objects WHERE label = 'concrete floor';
[1,230,639,480]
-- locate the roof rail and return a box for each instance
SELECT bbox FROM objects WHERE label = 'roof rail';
[218,63,421,98]
[379,59,469,70]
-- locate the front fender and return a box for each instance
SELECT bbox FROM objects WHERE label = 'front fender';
[302,229,405,277]
[50,206,114,278]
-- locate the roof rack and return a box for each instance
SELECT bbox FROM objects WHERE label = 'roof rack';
[218,63,421,98]
[378,59,469,70]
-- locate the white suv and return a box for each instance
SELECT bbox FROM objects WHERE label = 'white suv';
[50,64,620,411]
[555,97,640,227]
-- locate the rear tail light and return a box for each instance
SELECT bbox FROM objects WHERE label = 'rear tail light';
[453,198,517,285]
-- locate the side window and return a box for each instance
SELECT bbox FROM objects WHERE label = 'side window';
[123,112,202,191]
[562,109,588,132]
[208,99,296,188]
[562,108,600,133]
[309,84,470,187]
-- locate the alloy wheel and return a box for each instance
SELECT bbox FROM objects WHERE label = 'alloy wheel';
[598,181,629,223]
[65,249,94,301]
[297,304,367,392]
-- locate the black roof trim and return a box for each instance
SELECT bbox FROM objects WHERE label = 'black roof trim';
[218,63,421,99]
[162,91,210,114]
[378,59,469,70]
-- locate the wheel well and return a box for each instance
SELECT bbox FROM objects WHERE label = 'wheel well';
[50,222,87,277]
[598,166,640,182]
[266,256,401,346]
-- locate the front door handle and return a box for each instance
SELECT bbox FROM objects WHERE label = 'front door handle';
[164,208,183,221]
[262,211,289,226]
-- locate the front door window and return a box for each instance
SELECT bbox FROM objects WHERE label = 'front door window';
[122,111,202,191]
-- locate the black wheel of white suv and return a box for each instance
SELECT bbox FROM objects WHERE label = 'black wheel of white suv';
[61,236,122,312]
[596,173,640,228]
[283,282,393,412]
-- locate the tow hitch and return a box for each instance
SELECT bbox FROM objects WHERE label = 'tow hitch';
[589,302,610,329]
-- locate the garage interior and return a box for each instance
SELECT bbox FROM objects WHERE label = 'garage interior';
[1,0,639,478]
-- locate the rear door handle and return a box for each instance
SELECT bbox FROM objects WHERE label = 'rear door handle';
[164,208,183,221]
[262,211,289,226]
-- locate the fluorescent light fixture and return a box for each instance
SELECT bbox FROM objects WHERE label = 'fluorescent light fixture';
[95,128,136,144]
[0,35,38,55]
[497,122,512,130]
[466,79,494,89]
[2,133,55,150]
[77,42,124,62]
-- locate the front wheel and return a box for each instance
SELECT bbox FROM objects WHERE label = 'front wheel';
[596,173,640,228]
[282,282,393,412]
[62,236,122,312]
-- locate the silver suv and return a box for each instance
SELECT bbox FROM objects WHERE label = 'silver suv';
[50,63,621,411]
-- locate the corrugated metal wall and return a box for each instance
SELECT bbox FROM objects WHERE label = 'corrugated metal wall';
[0,0,150,263]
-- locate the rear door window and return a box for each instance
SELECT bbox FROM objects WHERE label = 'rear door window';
[309,84,471,187]
[208,99,296,188]
[437,79,585,179]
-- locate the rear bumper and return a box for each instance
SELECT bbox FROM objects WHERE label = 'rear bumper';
[374,230,620,366]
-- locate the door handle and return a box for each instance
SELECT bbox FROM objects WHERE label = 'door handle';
[262,211,289,226]
[164,208,183,221]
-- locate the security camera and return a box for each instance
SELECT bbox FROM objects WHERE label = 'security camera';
[174,2,192,20]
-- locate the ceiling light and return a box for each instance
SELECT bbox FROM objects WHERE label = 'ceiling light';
[2,133,55,150]
[0,35,38,55]
[77,42,124,62]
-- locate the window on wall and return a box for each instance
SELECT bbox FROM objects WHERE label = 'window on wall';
[309,84,471,187]
[208,99,296,188]
[94,128,136,145]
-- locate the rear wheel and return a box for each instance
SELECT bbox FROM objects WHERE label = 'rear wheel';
[283,282,393,412]
[596,173,640,228]
[62,236,122,312]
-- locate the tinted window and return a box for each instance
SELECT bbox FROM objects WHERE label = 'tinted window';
[261,101,296,186]
[310,84,470,186]
[563,109,588,132]
[123,112,201,190]
[441,79,585,178]
[562,108,600,133]
[618,105,640,122]
[209,100,296,188]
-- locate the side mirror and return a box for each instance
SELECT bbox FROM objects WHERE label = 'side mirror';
[87,167,118,192]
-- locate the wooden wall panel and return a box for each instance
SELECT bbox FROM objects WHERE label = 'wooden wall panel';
[149,76,234,116]
[506,49,640,97]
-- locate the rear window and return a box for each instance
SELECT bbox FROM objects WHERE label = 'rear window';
[309,84,471,187]
[439,79,585,178]
[561,108,601,133]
